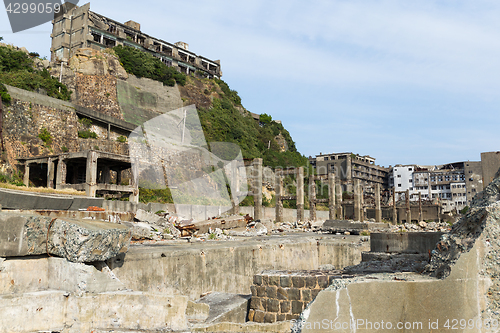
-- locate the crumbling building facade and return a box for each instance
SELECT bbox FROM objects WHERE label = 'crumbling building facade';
[50,2,222,78]
[309,152,389,193]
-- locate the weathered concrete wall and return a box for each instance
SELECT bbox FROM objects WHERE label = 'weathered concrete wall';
[299,243,485,333]
[108,234,369,300]
[239,206,330,222]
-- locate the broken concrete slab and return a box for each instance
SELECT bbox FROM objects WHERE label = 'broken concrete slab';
[134,208,161,224]
[187,300,210,322]
[122,221,161,241]
[322,220,389,234]
[0,212,131,263]
[195,292,251,324]
[190,321,292,332]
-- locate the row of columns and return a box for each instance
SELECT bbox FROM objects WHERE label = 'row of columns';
[250,158,383,223]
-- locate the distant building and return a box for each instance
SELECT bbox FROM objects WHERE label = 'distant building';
[481,151,500,186]
[50,2,222,78]
[388,164,415,200]
[309,152,389,193]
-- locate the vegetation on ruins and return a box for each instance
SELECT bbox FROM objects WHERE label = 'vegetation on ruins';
[0,45,71,101]
[113,45,187,87]
[0,83,10,104]
[78,118,98,139]
[38,127,52,146]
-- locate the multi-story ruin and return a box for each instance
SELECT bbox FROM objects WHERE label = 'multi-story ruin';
[309,152,389,193]
[50,2,222,78]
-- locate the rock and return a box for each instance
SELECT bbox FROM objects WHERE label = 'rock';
[69,48,128,79]
[0,213,130,263]
[419,221,427,228]
[159,219,181,238]
[135,209,161,225]
[122,221,161,241]
[253,222,268,236]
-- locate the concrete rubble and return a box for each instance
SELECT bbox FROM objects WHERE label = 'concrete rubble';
[0,212,131,263]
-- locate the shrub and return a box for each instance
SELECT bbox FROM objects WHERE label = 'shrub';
[61,146,69,153]
[38,127,52,145]
[78,130,98,139]
[116,135,127,143]
[0,83,10,104]
[78,117,92,128]
[113,45,186,87]
[460,206,469,215]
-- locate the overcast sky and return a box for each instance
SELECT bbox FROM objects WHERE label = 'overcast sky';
[1,0,499,167]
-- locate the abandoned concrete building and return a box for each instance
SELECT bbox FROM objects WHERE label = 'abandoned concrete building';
[50,2,222,78]
[308,152,389,193]
[18,150,138,202]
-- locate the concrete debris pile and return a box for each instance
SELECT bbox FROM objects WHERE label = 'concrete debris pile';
[0,212,131,263]
[390,221,451,233]
[130,208,185,240]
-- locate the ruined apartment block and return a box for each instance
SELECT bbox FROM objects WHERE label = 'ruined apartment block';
[50,2,222,78]
[309,152,389,193]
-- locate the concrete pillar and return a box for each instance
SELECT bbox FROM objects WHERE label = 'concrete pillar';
[360,183,365,222]
[56,158,67,189]
[375,183,382,222]
[309,176,316,221]
[335,182,343,220]
[419,192,423,222]
[296,167,304,222]
[23,163,30,187]
[129,163,139,203]
[231,162,240,216]
[392,189,397,225]
[328,173,335,220]
[85,150,98,197]
[353,179,361,221]
[275,172,283,223]
[406,189,411,223]
[47,158,55,189]
[345,155,352,192]
[107,123,111,140]
[252,158,263,220]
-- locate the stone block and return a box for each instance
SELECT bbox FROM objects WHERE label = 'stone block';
[266,286,277,299]
[302,289,312,303]
[247,309,255,322]
[287,288,301,301]
[317,275,329,288]
[250,285,257,296]
[286,313,299,321]
[277,313,287,322]
[262,275,269,285]
[292,301,304,314]
[305,276,318,288]
[267,299,280,313]
[277,287,288,300]
[269,275,280,286]
[280,275,291,288]
[311,289,321,299]
[0,213,131,263]
[253,310,265,323]
[280,301,291,314]
[135,209,161,224]
[253,274,262,286]
[292,276,305,288]
[250,297,264,311]
[256,286,266,297]
[264,312,277,323]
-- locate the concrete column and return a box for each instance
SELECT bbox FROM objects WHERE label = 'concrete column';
[47,158,55,189]
[275,172,283,223]
[56,158,67,189]
[406,189,411,223]
[107,123,111,140]
[353,179,361,221]
[392,188,397,224]
[419,192,423,222]
[328,173,335,220]
[231,161,240,215]
[360,183,365,222]
[129,163,139,203]
[296,167,304,222]
[335,182,343,219]
[309,176,316,221]
[23,163,30,187]
[85,150,98,197]
[252,158,263,220]
[375,183,382,222]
